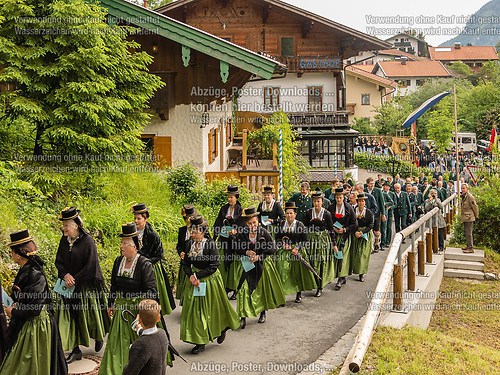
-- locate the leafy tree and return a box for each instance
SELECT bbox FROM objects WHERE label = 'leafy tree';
[352,117,377,135]
[426,102,454,155]
[373,96,412,136]
[0,0,163,164]
[447,61,473,77]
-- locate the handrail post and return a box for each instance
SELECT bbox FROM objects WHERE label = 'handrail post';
[432,214,439,253]
[407,251,416,291]
[426,231,433,263]
[393,264,403,311]
[417,240,425,275]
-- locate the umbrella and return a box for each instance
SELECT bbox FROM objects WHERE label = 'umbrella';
[281,236,321,280]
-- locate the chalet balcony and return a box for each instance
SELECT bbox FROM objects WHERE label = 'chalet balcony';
[287,111,350,129]
[271,55,343,73]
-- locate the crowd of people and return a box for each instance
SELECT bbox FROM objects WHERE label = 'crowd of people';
[0,174,462,374]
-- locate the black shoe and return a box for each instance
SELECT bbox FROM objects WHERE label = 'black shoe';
[240,317,246,329]
[217,328,228,344]
[191,344,206,354]
[66,349,82,364]
[335,278,343,290]
[229,291,237,300]
[295,292,302,303]
[371,248,379,254]
[95,340,103,352]
[315,288,322,297]
[359,274,365,282]
[341,277,347,285]
[258,311,266,323]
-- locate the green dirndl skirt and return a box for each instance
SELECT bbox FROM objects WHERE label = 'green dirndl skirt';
[98,297,139,375]
[175,261,187,304]
[306,231,336,288]
[180,269,240,345]
[226,258,243,292]
[351,229,373,275]
[153,261,174,315]
[0,307,52,375]
[215,238,228,287]
[336,236,353,278]
[56,287,110,351]
[275,248,316,294]
[237,257,286,318]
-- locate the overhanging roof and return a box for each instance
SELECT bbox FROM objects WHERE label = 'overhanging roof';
[157,0,390,51]
[100,0,286,80]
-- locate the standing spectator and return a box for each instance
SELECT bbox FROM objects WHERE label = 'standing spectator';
[460,184,479,253]
[424,189,447,252]
[393,183,411,233]
[381,182,395,248]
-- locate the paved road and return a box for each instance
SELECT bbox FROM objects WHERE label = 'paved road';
[71,169,407,375]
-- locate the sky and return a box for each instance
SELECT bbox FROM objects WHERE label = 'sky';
[283,0,492,46]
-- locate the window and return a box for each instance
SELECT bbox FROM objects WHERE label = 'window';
[308,86,323,112]
[361,94,371,105]
[300,138,354,168]
[416,79,425,86]
[281,37,294,57]
[397,79,411,87]
[263,87,280,111]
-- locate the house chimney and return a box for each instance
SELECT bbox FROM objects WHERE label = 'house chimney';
[454,42,461,49]
[401,56,408,65]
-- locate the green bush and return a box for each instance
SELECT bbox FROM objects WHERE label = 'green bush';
[165,162,202,198]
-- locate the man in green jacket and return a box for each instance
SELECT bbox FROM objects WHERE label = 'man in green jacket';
[365,177,387,252]
[393,183,411,233]
[381,182,395,248]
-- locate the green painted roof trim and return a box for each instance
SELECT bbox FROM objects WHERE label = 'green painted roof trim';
[100,0,285,79]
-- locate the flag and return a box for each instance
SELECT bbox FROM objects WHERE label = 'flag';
[487,128,497,153]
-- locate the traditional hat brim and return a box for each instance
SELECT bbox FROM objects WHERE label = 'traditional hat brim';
[58,212,80,221]
[241,212,260,217]
[133,209,149,214]
[118,232,138,237]
[226,190,240,195]
[8,236,34,247]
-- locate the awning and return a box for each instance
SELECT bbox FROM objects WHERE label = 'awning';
[401,91,451,129]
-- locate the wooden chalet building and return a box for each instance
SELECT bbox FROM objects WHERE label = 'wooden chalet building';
[157,0,389,181]
[99,0,286,192]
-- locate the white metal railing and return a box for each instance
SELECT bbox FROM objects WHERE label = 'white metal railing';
[347,193,458,373]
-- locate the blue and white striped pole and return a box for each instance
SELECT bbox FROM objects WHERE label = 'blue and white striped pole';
[279,128,284,203]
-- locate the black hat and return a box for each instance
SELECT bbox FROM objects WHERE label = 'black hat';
[356,193,368,200]
[59,207,81,221]
[190,215,208,228]
[334,187,344,196]
[132,203,149,214]
[347,178,354,187]
[242,207,260,217]
[383,181,391,187]
[262,186,274,194]
[119,223,138,237]
[182,204,196,218]
[225,185,240,195]
[284,201,297,211]
[8,229,34,247]
[311,191,323,199]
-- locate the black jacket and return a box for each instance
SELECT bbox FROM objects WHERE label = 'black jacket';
[6,257,67,375]
[55,229,104,288]
[123,329,168,375]
[233,226,276,292]
[327,202,358,242]
[182,239,220,279]
[109,255,157,307]
[213,202,243,237]
[139,223,163,264]
[275,220,308,247]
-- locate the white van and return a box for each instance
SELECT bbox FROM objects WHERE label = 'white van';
[453,132,477,153]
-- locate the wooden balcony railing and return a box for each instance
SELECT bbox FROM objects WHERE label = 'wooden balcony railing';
[287,112,350,128]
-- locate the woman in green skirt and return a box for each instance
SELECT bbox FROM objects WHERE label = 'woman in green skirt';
[180,215,240,354]
[351,193,375,282]
[1,230,67,375]
[304,192,336,297]
[175,204,197,305]
[275,201,316,303]
[327,188,358,291]
[55,207,109,363]
[213,185,243,299]
[99,223,158,375]
[132,203,176,316]
[234,207,286,328]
